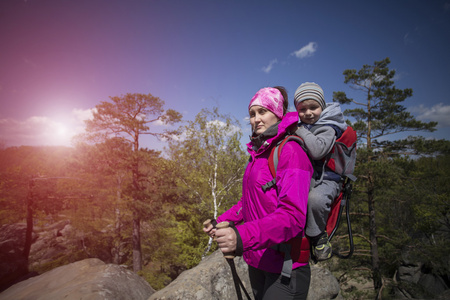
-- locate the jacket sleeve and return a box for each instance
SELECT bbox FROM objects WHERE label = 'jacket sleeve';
[295,126,336,160]
[216,199,244,225]
[236,141,313,251]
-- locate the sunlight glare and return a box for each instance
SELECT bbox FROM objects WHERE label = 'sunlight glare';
[57,125,67,136]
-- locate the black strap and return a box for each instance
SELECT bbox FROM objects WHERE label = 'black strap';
[271,243,293,278]
[261,178,276,192]
[227,258,252,300]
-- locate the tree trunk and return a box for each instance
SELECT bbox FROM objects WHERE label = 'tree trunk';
[132,213,142,272]
[131,137,143,272]
[23,180,34,271]
[368,173,382,290]
[113,175,123,265]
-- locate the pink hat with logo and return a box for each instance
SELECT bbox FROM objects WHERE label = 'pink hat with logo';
[248,87,284,119]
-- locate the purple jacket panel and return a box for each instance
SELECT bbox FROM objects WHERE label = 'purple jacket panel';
[217,112,313,273]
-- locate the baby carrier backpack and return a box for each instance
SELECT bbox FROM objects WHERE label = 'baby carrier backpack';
[263,126,357,274]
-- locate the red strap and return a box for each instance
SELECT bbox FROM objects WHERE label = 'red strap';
[268,135,304,178]
[287,236,311,263]
[268,145,277,178]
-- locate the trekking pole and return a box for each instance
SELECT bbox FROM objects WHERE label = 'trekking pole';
[208,221,251,300]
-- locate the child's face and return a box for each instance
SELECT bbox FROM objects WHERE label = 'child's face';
[296,100,323,124]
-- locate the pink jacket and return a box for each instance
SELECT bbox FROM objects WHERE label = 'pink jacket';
[217,112,313,273]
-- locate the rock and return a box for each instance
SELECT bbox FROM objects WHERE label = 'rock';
[309,265,342,299]
[149,250,341,300]
[29,220,79,267]
[397,262,423,284]
[149,251,251,300]
[437,289,450,299]
[0,258,155,300]
[397,251,449,297]
[418,273,448,296]
[0,223,35,292]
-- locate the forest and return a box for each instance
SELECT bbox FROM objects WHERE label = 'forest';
[1,59,449,298]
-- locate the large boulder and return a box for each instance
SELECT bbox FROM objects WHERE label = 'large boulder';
[395,252,450,298]
[0,220,115,292]
[0,258,155,300]
[149,250,341,300]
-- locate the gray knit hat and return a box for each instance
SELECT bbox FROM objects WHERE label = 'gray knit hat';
[294,82,326,110]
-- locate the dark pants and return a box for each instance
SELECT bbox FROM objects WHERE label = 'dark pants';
[248,265,311,300]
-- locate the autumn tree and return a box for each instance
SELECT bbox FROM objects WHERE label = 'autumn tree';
[333,58,437,291]
[81,93,182,272]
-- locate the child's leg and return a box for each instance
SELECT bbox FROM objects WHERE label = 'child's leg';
[305,180,341,238]
[306,180,341,261]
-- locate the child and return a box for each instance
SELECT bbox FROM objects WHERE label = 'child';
[293,82,348,261]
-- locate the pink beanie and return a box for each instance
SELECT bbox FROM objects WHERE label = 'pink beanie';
[248,87,284,119]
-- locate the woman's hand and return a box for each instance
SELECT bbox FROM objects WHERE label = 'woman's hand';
[215,227,237,253]
[202,223,216,238]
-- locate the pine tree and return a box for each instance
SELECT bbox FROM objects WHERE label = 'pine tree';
[333,58,437,291]
[81,93,182,272]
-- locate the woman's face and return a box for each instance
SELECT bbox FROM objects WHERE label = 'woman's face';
[249,105,280,135]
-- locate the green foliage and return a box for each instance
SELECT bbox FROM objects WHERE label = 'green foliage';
[332,57,440,291]
[0,146,74,226]
[167,107,247,220]
[333,57,437,150]
[140,267,172,291]
[78,92,182,272]
[83,93,182,144]
[30,250,87,274]
[403,154,450,276]
[154,107,247,282]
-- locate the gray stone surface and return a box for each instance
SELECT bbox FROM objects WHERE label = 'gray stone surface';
[149,250,342,300]
[0,258,155,300]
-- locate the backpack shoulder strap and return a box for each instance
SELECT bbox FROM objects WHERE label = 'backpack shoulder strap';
[262,135,305,192]
[264,135,311,276]
[271,135,305,172]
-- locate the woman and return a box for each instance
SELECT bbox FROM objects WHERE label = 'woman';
[203,86,313,299]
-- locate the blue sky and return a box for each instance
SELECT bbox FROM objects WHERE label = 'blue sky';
[1,0,449,151]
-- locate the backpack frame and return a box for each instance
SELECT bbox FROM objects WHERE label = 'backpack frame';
[265,126,357,272]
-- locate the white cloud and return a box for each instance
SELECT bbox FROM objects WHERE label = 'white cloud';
[72,108,95,122]
[207,120,241,136]
[262,59,278,73]
[0,117,68,147]
[291,42,318,59]
[160,130,186,143]
[403,32,412,45]
[166,119,241,144]
[0,109,95,147]
[414,103,450,127]
[154,118,166,126]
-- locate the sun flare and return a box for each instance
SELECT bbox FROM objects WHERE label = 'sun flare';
[56,125,67,136]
